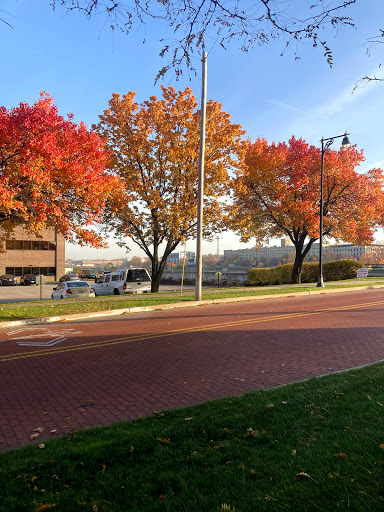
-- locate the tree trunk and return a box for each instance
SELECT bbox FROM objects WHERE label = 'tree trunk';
[151,233,160,293]
[290,236,317,284]
[151,270,162,293]
[149,234,182,292]
[291,251,305,284]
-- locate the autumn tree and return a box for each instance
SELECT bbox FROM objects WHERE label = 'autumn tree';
[0,93,118,247]
[360,247,384,265]
[95,86,245,292]
[229,136,384,284]
[203,254,218,267]
[46,0,358,80]
[129,255,143,267]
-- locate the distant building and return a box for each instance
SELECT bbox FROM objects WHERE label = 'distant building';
[81,259,124,267]
[168,251,196,264]
[224,239,384,266]
[327,243,384,261]
[224,239,296,265]
[0,226,65,280]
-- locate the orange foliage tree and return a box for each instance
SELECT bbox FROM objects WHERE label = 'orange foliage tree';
[95,86,245,292]
[229,136,384,284]
[0,93,117,247]
[360,247,384,265]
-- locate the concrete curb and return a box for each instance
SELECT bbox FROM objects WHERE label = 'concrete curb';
[1,283,383,329]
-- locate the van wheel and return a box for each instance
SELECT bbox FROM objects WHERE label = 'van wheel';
[113,288,120,295]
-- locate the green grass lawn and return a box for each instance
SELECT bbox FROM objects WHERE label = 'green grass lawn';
[1,278,384,322]
[1,363,384,511]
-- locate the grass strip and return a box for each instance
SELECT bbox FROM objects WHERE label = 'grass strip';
[1,363,384,511]
[0,279,384,322]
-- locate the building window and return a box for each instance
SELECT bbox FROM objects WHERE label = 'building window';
[5,240,57,251]
[6,267,56,277]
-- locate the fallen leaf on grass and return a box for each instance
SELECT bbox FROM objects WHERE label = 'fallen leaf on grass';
[334,453,348,458]
[296,472,318,483]
[35,503,56,511]
[156,437,170,444]
[266,404,274,408]
[219,504,236,511]
[38,444,45,449]
[380,444,384,450]
[296,472,311,479]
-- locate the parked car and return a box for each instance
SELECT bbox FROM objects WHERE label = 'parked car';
[95,270,112,283]
[0,274,17,286]
[51,281,95,300]
[59,272,79,283]
[78,269,97,279]
[93,268,151,296]
[20,274,37,285]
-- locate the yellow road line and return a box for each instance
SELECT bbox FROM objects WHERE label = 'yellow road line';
[1,299,383,363]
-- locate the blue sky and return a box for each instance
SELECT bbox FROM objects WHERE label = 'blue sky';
[1,0,384,260]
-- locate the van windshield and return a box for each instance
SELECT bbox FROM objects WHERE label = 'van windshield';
[127,269,150,282]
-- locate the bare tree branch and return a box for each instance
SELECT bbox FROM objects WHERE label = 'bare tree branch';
[352,28,384,90]
[48,0,357,80]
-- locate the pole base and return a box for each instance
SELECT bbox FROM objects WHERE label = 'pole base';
[317,276,325,288]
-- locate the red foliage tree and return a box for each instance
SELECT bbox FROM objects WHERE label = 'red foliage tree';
[230,136,384,283]
[0,93,118,246]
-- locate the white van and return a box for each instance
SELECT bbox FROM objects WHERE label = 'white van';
[93,268,151,296]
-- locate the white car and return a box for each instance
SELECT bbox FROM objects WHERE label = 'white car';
[93,268,151,296]
[51,281,95,300]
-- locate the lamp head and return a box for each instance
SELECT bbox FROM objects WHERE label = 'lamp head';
[341,132,351,148]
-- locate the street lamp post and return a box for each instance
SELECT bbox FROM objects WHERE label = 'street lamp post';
[317,132,351,287]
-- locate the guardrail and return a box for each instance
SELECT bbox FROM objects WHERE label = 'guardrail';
[368,268,384,277]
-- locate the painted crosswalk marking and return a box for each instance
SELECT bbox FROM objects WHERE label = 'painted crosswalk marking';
[17,337,67,347]
[3,327,83,347]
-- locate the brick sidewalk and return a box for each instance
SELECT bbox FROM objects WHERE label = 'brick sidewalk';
[1,288,384,451]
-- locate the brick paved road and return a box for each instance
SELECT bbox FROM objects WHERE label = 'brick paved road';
[1,288,384,450]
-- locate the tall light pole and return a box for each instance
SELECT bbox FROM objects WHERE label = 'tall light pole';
[317,132,351,287]
[195,51,207,301]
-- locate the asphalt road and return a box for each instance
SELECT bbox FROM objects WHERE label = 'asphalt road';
[1,287,384,450]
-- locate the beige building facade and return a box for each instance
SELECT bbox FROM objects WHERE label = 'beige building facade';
[0,226,65,281]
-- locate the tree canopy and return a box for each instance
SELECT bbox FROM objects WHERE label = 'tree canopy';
[229,136,384,283]
[50,0,358,80]
[95,85,245,291]
[0,92,118,246]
